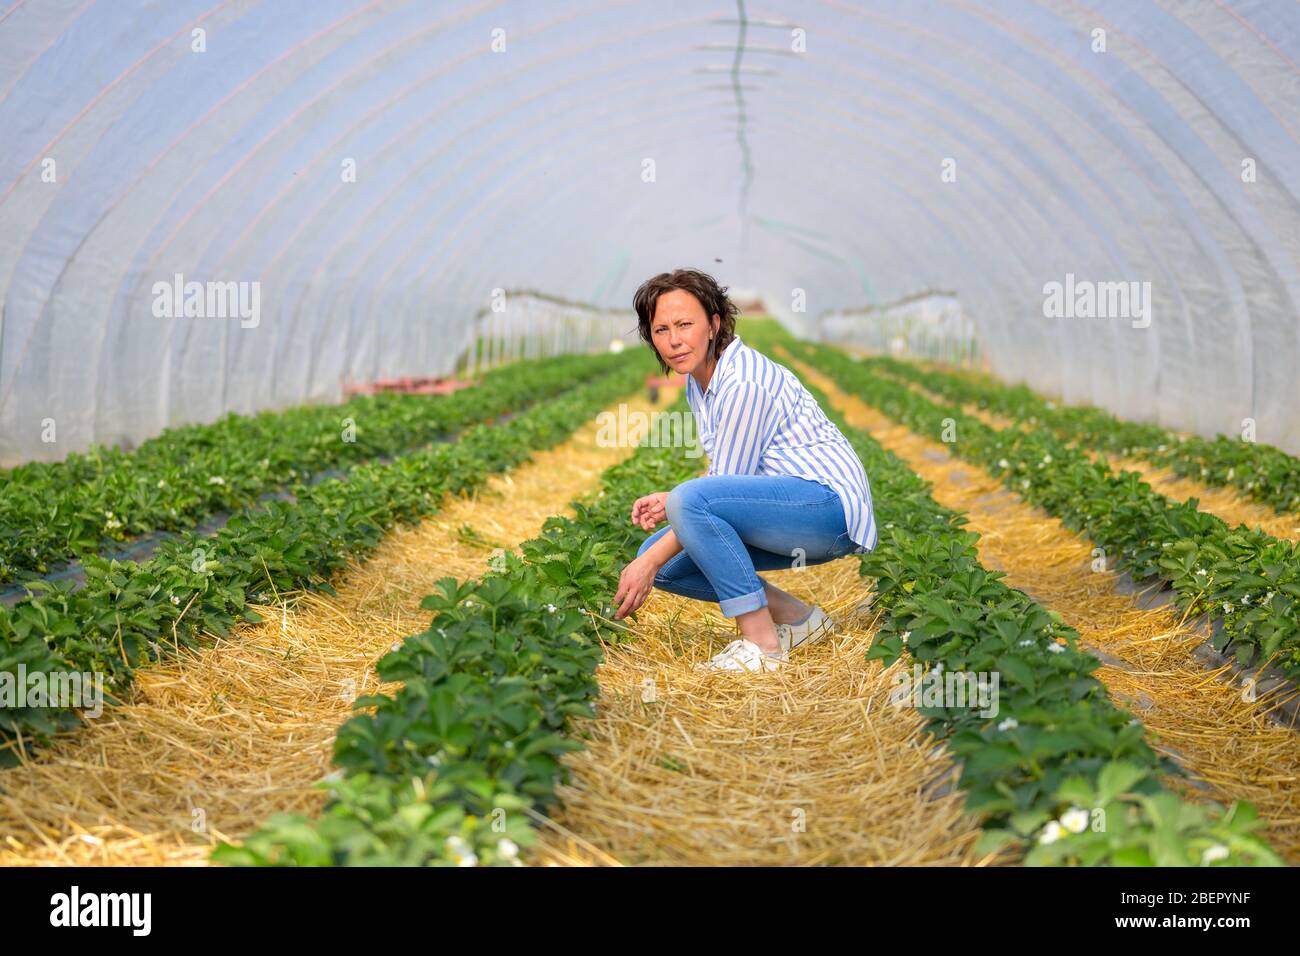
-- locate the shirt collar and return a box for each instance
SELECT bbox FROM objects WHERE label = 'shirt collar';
[700,334,743,398]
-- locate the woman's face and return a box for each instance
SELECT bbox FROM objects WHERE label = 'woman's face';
[650,290,719,376]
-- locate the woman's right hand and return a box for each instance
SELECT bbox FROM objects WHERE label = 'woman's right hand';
[613,555,658,619]
[630,492,669,531]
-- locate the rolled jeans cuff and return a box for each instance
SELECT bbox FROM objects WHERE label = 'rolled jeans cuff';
[718,587,767,618]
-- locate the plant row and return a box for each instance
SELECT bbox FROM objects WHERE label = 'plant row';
[866,354,1300,516]
[0,352,652,764]
[0,351,623,585]
[790,342,1300,683]
[213,397,702,866]
[763,335,1281,866]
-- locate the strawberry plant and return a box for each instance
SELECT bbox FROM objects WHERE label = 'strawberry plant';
[0,351,623,586]
[745,329,1283,866]
[0,353,653,763]
[868,354,1300,517]
[786,339,1300,683]
[215,395,702,866]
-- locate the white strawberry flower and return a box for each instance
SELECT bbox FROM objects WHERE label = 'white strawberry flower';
[208,476,225,486]
[998,717,1018,731]
[497,838,519,860]
[1038,820,1063,845]
[1060,807,1089,833]
[1201,844,1229,865]
[1047,642,1065,654]
[444,834,478,866]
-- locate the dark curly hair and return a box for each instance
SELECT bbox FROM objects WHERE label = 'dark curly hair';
[632,268,739,374]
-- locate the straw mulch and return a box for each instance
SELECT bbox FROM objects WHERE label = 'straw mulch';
[791,360,1300,863]
[1107,456,1300,542]
[0,388,677,867]
[887,369,1300,541]
[528,548,1001,866]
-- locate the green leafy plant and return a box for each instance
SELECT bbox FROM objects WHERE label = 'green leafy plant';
[979,760,1281,867]
[746,330,1282,867]
[216,393,703,866]
[0,351,624,584]
[867,353,1300,516]
[0,352,654,762]
[786,341,1300,682]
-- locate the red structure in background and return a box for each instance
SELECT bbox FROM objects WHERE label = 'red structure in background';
[342,375,478,398]
[646,374,679,404]
[344,370,683,400]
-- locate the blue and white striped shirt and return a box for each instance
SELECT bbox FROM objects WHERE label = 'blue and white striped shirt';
[684,335,878,553]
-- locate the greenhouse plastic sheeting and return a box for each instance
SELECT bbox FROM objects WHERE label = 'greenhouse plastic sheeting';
[1,1,1297,466]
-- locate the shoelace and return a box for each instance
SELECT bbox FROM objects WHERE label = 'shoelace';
[781,612,833,649]
[725,640,761,663]
[706,639,772,669]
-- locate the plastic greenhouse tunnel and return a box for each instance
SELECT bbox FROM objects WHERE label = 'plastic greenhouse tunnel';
[0,0,1296,931]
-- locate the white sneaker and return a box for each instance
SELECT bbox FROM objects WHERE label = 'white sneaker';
[776,607,835,654]
[695,638,787,673]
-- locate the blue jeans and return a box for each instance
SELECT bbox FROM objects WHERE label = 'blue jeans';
[636,474,860,618]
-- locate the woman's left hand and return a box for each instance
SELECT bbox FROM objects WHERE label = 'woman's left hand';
[613,555,658,620]
[630,492,669,531]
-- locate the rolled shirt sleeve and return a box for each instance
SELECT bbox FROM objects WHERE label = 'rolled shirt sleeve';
[707,379,781,476]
